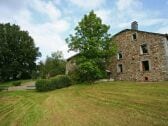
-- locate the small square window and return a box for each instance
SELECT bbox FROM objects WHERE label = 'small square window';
[142,61,150,71]
[132,33,137,41]
[140,44,148,54]
[117,52,123,60]
[117,64,123,73]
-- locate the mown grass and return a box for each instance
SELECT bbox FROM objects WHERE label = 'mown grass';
[0,81,168,126]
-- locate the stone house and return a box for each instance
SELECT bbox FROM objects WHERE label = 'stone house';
[66,21,168,81]
[66,54,79,75]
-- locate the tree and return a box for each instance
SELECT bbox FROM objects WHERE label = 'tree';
[0,23,41,81]
[39,51,65,79]
[66,11,116,82]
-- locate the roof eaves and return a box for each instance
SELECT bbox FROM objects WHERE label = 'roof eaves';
[66,53,79,61]
[112,29,167,38]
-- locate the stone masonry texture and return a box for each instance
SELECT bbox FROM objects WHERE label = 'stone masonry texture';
[108,29,168,81]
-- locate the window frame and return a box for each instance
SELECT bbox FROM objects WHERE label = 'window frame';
[132,32,137,41]
[140,60,151,72]
[117,51,123,60]
[140,43,149,55]
[117,64,123,73]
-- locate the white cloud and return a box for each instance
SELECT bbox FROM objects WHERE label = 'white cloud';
[69,0,106,9]
[141,18,168,27]
[0,0,28,11]
[0,0,70,61]
[29,0,61,22]
[116,0,142,11]
[95,9,112,25]
[93,0,144,32]
[116,0,145,22]
[117,0,132,11]
[94,0,168,36]
[25,22,70,60]
[53,0,62,6]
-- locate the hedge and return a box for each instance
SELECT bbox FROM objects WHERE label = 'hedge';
[13,81,21,86]
[35,75,72,91]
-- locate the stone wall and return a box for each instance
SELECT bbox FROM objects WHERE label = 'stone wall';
[66,57,77,75]
[161,37,168,80]
[108,30,168,81]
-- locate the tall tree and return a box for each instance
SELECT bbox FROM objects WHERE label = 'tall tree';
[39,51,65,79]
[66,11,116,82]
[0,23,41,81]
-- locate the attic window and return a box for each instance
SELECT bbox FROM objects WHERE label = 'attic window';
[117,52,123,60]
[117,64,123,73]
[132,33,137,41]
[142,60,150,71]
[140,44,148,54]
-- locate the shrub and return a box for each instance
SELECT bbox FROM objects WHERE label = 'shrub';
[35,79,50,91]
[13,81,21,86]
[35,75,72,92]
[50,75,72,89]
[77,61,105,82]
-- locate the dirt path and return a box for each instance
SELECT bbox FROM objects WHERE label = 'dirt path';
[8,81,36,91]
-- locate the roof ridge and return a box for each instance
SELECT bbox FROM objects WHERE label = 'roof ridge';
[112,29,167,38]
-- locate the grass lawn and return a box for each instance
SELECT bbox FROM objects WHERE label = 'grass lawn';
[0,81,168,126]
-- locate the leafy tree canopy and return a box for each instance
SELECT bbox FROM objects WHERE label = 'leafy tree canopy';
[39,51,65,79]
[66,11,116,82]
[0,23,41,81]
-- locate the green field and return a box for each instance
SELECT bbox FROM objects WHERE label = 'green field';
[0,81,168,126]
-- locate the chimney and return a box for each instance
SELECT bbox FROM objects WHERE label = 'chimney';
[131,21,138,30]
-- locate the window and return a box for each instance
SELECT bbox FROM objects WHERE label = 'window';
[132,33,137,41]
[142,60,150,71]
[117,64,123,73]
[140,44,148,54]
[117,52,123,60]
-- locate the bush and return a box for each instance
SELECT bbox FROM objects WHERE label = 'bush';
[35,79,50,91]
[13,81,21,86]
[77,61,105,82]
[35,75,72,92]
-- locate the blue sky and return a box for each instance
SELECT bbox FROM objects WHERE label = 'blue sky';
[0,0,168,60]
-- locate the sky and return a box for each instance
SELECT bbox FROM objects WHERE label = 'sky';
[0,0,168,61]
